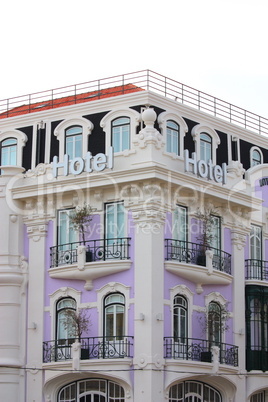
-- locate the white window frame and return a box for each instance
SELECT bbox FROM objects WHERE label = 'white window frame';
[250,224,262,260]
[65,125,83,160]
[158,111,188,158]
[0,130,27,167]
[48,287,82,341]
[191,124,220,165]
[104,293,125,339]
[173,205,187,242]
[250,146,263,167]
[170,285,193,339]
[54,117,94,160]
[205,292,229,343]
[100,108,140,156]
[97,282,130,336]
[111,117,130,153]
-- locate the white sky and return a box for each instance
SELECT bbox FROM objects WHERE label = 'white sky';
[1,0,268,118]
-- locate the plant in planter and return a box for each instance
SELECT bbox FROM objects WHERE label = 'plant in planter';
[62,308,92,359]
[197,301,230,362]
[70,204,93,261]
[195,207,218,266]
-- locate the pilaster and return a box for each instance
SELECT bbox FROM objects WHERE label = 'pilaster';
[231,226,248,400]
[24,218,48,402]
[132,201,166,402]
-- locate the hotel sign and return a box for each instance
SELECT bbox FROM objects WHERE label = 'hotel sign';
[184,150,227,184]
[52,147,114,178]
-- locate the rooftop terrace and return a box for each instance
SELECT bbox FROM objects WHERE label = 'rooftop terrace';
[0,70,267,136]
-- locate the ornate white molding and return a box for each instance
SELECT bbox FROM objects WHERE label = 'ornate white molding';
[231,230,247,250]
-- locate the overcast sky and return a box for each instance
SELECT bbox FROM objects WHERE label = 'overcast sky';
[1,0,268,118]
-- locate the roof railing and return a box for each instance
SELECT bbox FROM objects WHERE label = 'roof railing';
[0,69,267,136]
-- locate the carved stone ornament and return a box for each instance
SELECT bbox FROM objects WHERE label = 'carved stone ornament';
[231,230,246,250]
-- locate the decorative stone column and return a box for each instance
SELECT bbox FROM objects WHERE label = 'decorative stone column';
[231,227,247,400]
[0,167,26,402]
[132,200,166,402]
[25,219,48,402]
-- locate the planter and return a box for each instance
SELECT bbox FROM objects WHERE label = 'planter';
[86,250,93,262]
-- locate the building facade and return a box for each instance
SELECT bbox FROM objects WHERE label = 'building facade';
[0,70,267,401]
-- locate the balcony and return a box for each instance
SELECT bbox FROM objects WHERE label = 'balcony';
[165,239,232,291]
[245,259,268,281]
[164,337,238,367]
[50,237,131,268]
[48,238,132,290]
[43,336,134,363]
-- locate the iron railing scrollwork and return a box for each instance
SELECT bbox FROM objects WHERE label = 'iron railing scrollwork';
[163,337,238,367]
[165,239,231,274]
[50,237,131,268]
[43,336,134,362]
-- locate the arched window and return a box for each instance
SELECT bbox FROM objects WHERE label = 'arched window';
[0,138,17,166]
[167,120,180,155]
[208,302,222,345]
[250,225,262,260]
[250,391,265,402]
[200,132,212,162]
[56,297,76,343]
[173,295,188,341]
[104,293,125,339]
[65,126,83,159]
[58,379,125,402]
[169,381,221,402]
[111,117,130,153]
[251,148,262,167]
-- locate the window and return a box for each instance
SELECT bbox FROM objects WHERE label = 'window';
[56,209,77,265]
[200,133,212,161]
[210,215,221,251]
[104,293,125,339]
[191,124,220,164]
[111,117,130,153]
[250,147,262,167]
[0,138,17,166]
[246,286,268,371]
[167,120,180,155]
[105,202,125,241]
[173,205,187,242]
[250,225,262,260]
[173,295,188,341]
[208,302,222,345]
[169,381,221,402]
[58,209,76,247]
[56,297,76,343]
[58,379,125,402]
[65,126,82,159]
[251,391,265,402]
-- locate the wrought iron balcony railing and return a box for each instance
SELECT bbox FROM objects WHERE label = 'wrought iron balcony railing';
[165,239,231,275]
[43,336,134,363]
[164,337,238,367]
[245,259,268,281]
[50,237,131,268]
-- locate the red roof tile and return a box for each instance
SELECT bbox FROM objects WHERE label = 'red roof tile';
[0,84,143,119]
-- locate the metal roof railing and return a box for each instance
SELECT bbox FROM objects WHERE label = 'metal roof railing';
[0,69,267,136]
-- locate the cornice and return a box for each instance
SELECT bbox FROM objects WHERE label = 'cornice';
[9,162,259,213]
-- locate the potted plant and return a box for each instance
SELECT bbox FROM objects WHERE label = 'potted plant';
[62,308,92,360]
[70,203,93,262]
[195,207,217,266]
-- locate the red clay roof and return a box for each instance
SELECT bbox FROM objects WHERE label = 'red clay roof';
[0,84,143,119]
